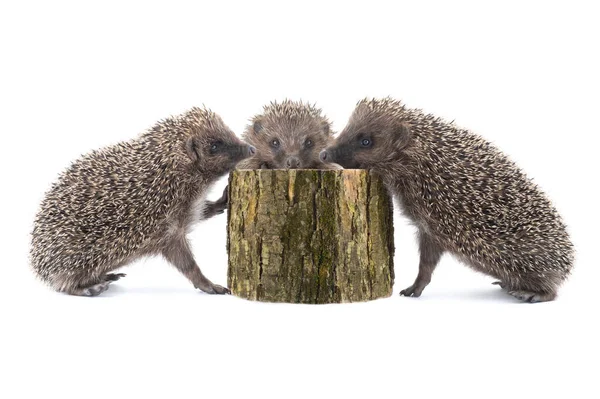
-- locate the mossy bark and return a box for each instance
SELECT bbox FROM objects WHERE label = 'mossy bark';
[227,169,394,304]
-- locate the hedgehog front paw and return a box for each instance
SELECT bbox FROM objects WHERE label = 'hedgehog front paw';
[202,187,229,219]
[211,284,231,295]
[204,201,227,217]
[195,281,231,295]
[400,284,425,297]
[492,281,506,289]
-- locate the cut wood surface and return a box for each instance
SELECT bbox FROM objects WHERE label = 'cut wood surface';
[227,169,394,303]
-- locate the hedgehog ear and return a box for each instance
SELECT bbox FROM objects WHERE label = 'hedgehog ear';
[321,120,332,136]
[394,123,412,149]
[185,137,201,162]
[253,120,263,134]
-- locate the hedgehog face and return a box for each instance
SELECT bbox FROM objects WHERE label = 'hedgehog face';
[320,101,412,169]
[249,118,330,169]
[242,100,333,169]
[185,117,255,176]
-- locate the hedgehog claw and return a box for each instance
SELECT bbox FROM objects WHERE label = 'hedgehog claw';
[105,273,126,282]
[212,284,231,295]
[509,290,535,302]
[202,187,229,219]
[195,281,231,295]
[508,290,555,303]
[492,281,506,289]
[400,284,423,297]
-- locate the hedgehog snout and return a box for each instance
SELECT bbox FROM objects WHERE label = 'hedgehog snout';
[320,148,339,164]
[320,146,358,168]
[227,143,256,163]
[286,156,300,169]
[319,149,329,162]
[237,144,255,158]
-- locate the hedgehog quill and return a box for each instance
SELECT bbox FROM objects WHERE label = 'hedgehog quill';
[30,107,255,296]
[320,98,574,302]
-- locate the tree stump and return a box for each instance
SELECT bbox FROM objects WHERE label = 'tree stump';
[227,169,394,304]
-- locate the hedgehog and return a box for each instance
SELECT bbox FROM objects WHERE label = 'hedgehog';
[237,99,336,169]
[319,97,574,302]
[30,107,255,296]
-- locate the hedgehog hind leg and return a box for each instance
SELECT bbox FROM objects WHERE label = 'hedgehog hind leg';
[508,290,556,303]
[53,280,109,296]
[491,276,557,302]
[504,270,562,303]
[76,281,113,296]
[74,273,126,296]
[52,273,123,296]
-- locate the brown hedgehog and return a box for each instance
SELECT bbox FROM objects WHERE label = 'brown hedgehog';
[30,107,255,296]
[238,99,335,169]
[320,97,574,302]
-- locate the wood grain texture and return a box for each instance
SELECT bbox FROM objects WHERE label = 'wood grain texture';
[227,169,394,303]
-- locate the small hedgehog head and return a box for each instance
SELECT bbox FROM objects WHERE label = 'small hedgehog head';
[182,107,256,176]
[320,97,412,169]
[243,99,332,169]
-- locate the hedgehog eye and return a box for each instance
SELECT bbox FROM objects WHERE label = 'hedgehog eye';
[271,139,280,148]
[304,138,313,148]
[361,138,372,147]
[209,141,222,154]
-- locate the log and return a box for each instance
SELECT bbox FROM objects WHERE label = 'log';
[226,169,394,304]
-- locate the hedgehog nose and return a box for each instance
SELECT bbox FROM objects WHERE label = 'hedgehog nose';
[319,150,328,162]
[286,156,300,169]
[248,145,256,156]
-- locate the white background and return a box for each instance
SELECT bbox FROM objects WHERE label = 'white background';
[1,1,598,398]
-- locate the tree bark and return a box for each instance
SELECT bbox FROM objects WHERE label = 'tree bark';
[227,169,394,304]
